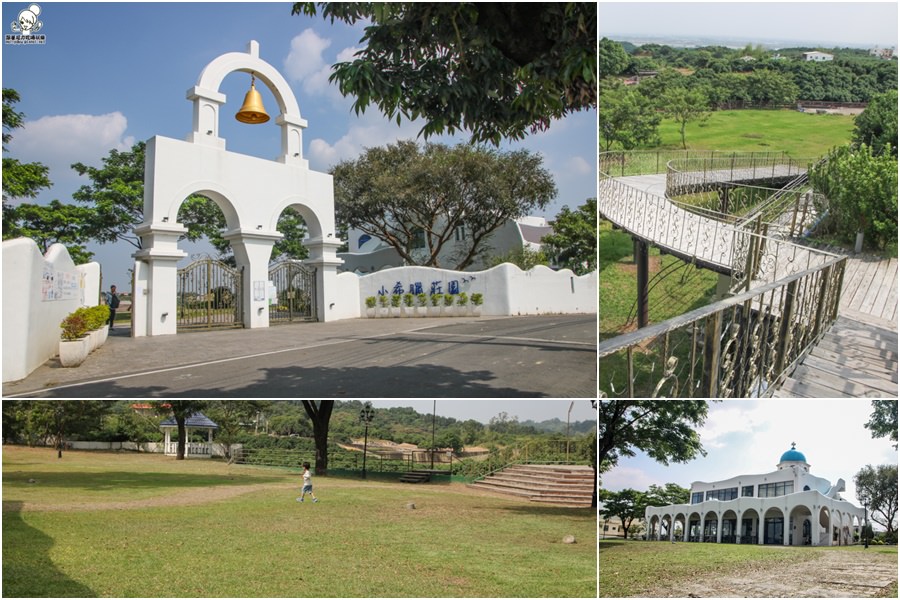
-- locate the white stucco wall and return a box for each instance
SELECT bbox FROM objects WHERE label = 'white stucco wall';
[3,238,101,382]
[356,264,597,316]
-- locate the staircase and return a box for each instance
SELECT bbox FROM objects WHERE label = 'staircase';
[399,470,434,483]
[468,464,594,507]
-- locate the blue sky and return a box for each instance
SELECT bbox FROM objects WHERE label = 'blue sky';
[600,1,899,48]
[3,2,597,289]
[601,400,898,509]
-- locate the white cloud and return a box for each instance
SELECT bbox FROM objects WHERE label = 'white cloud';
[7,112,135,199]
[600,466,660,492]
[283,30,362,100]
[283,29,331,82]
[307,112,438,170]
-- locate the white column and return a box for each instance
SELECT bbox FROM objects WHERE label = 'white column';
[716,513,723,543]
[303,237,345,322]
[225,229,281,329]
[132,223,189,337]
[783,513,790,546]
[699,515,705,543]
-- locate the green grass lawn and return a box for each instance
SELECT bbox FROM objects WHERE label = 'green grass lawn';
[600,539,898,598]
[655,109,855,156]
[3,447,595,598]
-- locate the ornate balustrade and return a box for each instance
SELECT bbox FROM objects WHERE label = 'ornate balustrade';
[599,253,845,397]
[599,150,846,398]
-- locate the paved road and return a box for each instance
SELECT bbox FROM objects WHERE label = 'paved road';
[4,315,597,398]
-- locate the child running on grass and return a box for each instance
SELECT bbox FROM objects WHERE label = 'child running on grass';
[297,462,319,503]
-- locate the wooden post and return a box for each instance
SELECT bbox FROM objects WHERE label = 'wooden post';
[635,238,650,329]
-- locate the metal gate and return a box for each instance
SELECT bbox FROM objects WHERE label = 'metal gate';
[177,258,243,330]
[268,260,316,323]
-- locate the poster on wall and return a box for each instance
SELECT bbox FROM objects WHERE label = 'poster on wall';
[41,265,80,301]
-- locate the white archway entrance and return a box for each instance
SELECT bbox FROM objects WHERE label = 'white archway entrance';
[132,41,343,336]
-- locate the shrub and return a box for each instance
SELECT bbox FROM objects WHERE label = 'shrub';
[390,294,402,308]
[60,312,89,341]
[378,294,389,308]
[471,293,484,306]
[365,296,377,309]
[430,294,442,307]
[443,293,454,306]
[416,292,428,307]
[456,292,468,306]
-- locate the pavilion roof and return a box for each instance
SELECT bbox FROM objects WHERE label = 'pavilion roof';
[159,412,218,429]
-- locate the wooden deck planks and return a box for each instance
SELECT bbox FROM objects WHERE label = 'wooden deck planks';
[774,314,898,398]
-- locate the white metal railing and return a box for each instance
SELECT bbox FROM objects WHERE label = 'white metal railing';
[164,441,211,456]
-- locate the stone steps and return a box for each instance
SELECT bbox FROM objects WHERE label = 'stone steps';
[468,464,593,507]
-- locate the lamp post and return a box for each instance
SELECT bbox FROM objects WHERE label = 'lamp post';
[566,400,574,464]
[359,401,375,479]
[431,400,436,470]
[864,499,869,549]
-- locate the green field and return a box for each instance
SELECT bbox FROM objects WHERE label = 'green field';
[600,539,898,598]
[2,447,595,598]
[654,109,855,156]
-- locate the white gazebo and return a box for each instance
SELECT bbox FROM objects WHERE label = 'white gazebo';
[159,412,218,458]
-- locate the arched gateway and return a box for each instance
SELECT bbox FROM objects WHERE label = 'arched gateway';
[645,444,866,546]
[132,41,342,336]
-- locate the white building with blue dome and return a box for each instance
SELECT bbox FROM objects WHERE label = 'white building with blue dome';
[644,444,866,546]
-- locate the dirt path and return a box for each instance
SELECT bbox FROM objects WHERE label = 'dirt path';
[2,481,298,513]
[640,547,897,598]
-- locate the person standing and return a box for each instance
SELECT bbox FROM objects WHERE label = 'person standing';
[107,285,120,329]
[297,462,319,503]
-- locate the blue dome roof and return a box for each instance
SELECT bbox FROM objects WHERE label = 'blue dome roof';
[780,446,807,463]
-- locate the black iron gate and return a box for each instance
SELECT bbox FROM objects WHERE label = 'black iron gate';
[268,260,316,323]
[177,258,243,330]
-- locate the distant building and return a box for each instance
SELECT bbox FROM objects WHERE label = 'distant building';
[802,51,834,62]
[869,46,895,60]
[740,55,756,62]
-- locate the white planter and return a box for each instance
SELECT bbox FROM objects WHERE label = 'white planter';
[59,337,90,367]
[96,324,109,347]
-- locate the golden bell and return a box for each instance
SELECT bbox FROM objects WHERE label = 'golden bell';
[235,75,269,124]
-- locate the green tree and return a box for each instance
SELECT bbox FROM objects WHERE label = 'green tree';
[599,38,630,78]
[206,401,270,459]
[659,87,710,150]
[11,401,110,458]
[644,483,690,506]
[598,400,709,476]
[301,400,334,475]
[294,3,596,144]
[487,246,548,271]
[809,144,898,251]
[598,488,644,539]
[865,400,898,450]
[2,89,51,207]
[854,464,898,535]
[4,200,95,263]
[599,79,661,151]
[853,90,898,157]
[333,141,556,270]
[541,198,597,274]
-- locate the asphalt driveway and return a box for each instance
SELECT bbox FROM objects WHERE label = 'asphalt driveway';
[3,315,597,398]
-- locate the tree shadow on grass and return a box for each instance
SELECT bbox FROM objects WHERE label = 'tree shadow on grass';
[2,501,96,597]
[598,539,628,549]
[484,504,595,518]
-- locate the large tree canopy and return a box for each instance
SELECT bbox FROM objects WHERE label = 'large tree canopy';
[332,141,556,271]
[294,2,596,144]
[598,400,709,476]
[865,400,898,450]
[854,464,898,535]
[540,197,597,275]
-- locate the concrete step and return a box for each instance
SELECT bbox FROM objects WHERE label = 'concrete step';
[467,463,594,507]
